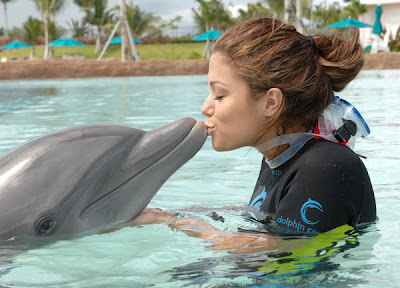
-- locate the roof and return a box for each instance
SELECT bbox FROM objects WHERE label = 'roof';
[360,0,400,5]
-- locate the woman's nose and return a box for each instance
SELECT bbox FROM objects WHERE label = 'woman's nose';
[201,95,214,117]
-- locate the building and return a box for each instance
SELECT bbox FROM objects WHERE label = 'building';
[358,0,400,48]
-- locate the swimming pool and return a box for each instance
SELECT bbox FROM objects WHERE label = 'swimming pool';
[0,71,399,287]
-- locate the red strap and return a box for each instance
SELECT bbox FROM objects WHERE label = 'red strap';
[313,122,348,146]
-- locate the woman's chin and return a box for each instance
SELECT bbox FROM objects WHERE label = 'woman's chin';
[212,141,239,152]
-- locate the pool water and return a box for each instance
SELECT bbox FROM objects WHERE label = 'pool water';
[0,71,399,287]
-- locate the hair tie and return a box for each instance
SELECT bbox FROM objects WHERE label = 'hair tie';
[308,35,318,55]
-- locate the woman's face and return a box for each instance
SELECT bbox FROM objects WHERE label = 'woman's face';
[201,53,269,151]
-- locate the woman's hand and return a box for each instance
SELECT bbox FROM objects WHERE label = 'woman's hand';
[127,208,279,253]
[128,208,177,225]
[169,216,278,253]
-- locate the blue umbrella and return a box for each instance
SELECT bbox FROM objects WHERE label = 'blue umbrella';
[1,40,33,49]
[192,30,222,41]
[372,5,384,34]
[49,38,86,47]
[326,18,372,28]
[107,36,142,44]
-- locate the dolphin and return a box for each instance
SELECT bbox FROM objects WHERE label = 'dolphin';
[0,117,207,241]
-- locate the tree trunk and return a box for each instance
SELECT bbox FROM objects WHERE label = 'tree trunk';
[296,0,304,34]
[43,12,49,59]
[120,0,131,61]
[95,26,102,53]
[309,0,314,32]
[284,0,295,24]
[203,23,210,58]
[3,2,8,38]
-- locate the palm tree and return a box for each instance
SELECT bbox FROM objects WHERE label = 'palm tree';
[124,0,159,37]
[74,0,93,8]
[32,0,65,59]
[341,0,367,19]
[284,0,295,24]
[84,0,114,53]
[236,3,272,22]
[73,0,94,37]
[23,16,43,43]
[1,0,15,38]
[192,0,231,32]
[192,0,232,58]
[263,0,284,19]
[68,19,88,37]
[313,2,342,28]
[296,0,304,33]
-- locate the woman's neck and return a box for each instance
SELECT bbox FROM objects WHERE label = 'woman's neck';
[256,125,309,161]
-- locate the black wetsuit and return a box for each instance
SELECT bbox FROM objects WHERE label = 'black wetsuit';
[249,138,376,234]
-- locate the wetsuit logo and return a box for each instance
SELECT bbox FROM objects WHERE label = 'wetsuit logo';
[300,198,323,225]
[250,187,267,209]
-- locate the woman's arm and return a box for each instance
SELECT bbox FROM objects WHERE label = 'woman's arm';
[128,208,178,225]
[169,216,279,253]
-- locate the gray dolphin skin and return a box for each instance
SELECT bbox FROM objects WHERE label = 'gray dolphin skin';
[0,118,207,241]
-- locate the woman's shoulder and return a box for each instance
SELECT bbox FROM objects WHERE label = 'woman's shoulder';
[296,138,364,168]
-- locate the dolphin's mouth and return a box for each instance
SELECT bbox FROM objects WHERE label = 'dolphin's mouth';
[80,119,207,222]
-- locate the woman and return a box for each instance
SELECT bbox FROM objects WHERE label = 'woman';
[133,17,376,249]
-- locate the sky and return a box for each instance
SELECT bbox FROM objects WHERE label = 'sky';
[2,0,256,33]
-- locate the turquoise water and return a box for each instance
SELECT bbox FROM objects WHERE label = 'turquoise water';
[0,71,399,287]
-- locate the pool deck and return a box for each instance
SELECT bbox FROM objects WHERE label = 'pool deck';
[0,52,399,80]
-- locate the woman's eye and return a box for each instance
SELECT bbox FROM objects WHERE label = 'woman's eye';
[214,96,225,100]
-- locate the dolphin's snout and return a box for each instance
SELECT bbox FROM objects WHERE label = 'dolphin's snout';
[124,118,205,170]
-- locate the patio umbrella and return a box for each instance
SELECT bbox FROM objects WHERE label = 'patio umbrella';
[49,38,86,57]
[1,40,33,49]
[326,18,372,28]
[49,38,86,47]
[192,30,223,58]
[107,36,142,44]
[372,5,384,34]
[192,29,223,41]
[1,40,33,60]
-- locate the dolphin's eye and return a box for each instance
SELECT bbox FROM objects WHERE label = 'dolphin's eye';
[36,216,56,236]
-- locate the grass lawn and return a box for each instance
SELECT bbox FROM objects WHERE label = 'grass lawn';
[0,42,207,61]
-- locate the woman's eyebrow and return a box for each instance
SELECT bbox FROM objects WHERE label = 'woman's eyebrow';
[210,81,229,87]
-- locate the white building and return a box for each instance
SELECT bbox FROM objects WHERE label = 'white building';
[359,0,400,48]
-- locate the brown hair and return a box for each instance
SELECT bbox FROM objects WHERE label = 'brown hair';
[213,17,363,132]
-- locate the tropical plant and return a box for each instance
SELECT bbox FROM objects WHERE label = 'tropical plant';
[73,0,94,37]
[388,27,400,52]
[1,0,15,38]
[123,0,161,37]
[48,20,66,41]
[9,26,24,38]
[263,0,284,19]
[73,0,93,8]
[23,17,43,43]
[313,1,342,28]
[83,0,114,53]
[236,2,272,22]
[68,19,88,37]
[340,0,367,19]
[192,0,232,32]
[209,0,232,31]
[32,0,66,59]
[158,15,183,36]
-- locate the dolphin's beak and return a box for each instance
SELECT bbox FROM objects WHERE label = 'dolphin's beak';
[124,118,205,171]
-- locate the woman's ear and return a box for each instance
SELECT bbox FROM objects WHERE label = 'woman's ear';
[263,88,283,117]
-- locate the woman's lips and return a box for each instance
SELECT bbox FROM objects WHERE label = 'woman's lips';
[205,124,214,136]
